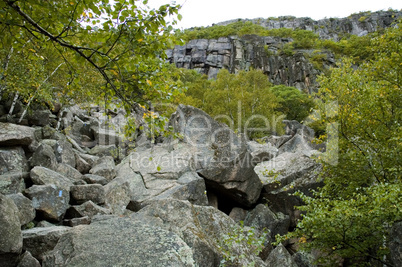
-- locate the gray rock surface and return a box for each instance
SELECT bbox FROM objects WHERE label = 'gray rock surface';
[8,193,36,226]
[89,156,116,181]
[229,207,247,223]
[255,152,321,193]
[22,226,71,261]
[83,173,108,185]
[0,172,27,194]
[115,144,207,211]
[42,215,196,267]
[28,109,52,126]
[265,243,298,266]
[54,163,84,181]
[74,153,92,174]
[24,184,70,222]
[54,139,76,168]
[169,105,262,207]
[137,199,267,267]
[29,143,57,169]
[244,204,290,238]
[0,194,23,262]
[70,184,105,205]
[65,200,111,219]
[16,251,41,267]
[0,146,29,174]
[247,140,278,164]
[0,122,35,146]
[30,166,73,190]
[169,11,401,92]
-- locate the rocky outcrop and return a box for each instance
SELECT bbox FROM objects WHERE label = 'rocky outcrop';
[168,11,401,92]
[169,104,263,208]
[217,10,402,40]
[167,36,325,92]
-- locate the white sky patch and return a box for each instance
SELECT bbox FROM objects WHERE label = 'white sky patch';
[145,0,402,29]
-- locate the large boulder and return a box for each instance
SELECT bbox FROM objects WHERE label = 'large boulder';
[244,204,290,238]
[136,199,267,266]
[247,140,278,164]
[168,105,262,207]
[22,226,71,261]
[8,193,36,226]
[113,144,208,212]
[255,152,323,227]
[255,152,321,194]
[0,193,23,266]
[0,172,27,195]
[265,244,298,267]
[24,184,70,222]
[29,143,57,169]
[89,156,116,181]
[40,200,268,266]
[70,184,105,205]
[53,163,84,181]
[83,174,108,185]
[54,139,76,168]
[0,146,29,175]
[42,215,196,267]
[28,110,52,126]
[30,166,74,190]
[0,122,35,146]
[16,251,41,267]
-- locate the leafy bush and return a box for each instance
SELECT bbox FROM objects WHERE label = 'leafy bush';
[218,221,268,266]
[271,85,315,122]
[178,69,285,139]
[276,23,402,266]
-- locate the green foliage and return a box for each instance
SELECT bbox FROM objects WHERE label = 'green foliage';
[218,221,267,266]
[177,21,320,50]
[0,0,182,116]
[271,85,315,122]
[278,23,402,266]
[178,69,285,139]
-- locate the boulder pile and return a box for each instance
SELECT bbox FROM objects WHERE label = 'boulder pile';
[1,103,399,266]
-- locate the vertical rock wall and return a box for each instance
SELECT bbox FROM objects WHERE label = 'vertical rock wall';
[167,10,401,93]
[167,36,330,93]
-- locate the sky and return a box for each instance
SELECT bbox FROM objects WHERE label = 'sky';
[146,0,402,29]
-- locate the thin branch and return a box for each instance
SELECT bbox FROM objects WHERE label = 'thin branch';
[5,0,141,113]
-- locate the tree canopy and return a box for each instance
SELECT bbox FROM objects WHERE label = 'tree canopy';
[278,21,402,266]
[0,0,182,113]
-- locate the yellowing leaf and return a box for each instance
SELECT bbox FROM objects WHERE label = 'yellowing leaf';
[146,80,152,86]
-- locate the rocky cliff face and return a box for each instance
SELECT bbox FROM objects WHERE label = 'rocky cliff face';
[216,10,402,40]
[167,35,331,92]
[167,10,401,92]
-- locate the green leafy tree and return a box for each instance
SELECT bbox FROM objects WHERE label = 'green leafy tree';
[277,22,402,266]
[0,0,181,115]
[180,69,284,139]
[271,85,315,122]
